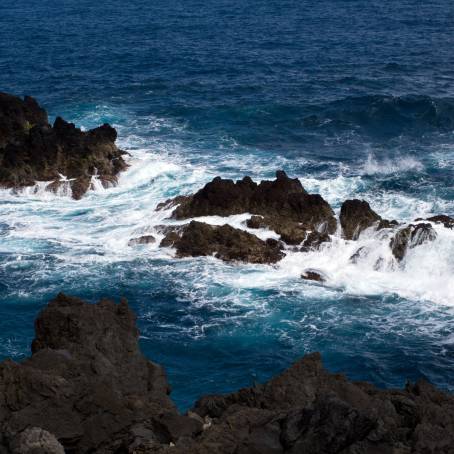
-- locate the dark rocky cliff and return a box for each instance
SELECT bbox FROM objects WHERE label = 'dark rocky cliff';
[1,294,453,453]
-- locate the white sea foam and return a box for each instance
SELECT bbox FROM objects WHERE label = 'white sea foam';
[1,121,453,307]
[362,153,424,175]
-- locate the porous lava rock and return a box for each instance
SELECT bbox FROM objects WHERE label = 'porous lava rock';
[0,93,128,199]
[0,293,199,453]
[170,171,337,235]
[171,353,454,454]
[160,220,285,264]
[2,296,454,453]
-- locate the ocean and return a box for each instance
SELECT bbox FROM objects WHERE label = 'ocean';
[0,0,453,409]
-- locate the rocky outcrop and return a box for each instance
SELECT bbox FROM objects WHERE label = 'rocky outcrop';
[390,223,437,261]
[0,93,128,199]
[340,199,382,240]
[160,221,285,264]
[170,171,337,235]
[178,353,454,454]
[426,215,454,229]
[2,295,454,453]
[0,293,199,453]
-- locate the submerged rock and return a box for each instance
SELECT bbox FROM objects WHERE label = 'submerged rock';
[340,199,382,240]
[170,171,337,234]
[128,235,156,246]
[301,269,326,282]
[2,295,454,453]
[161,220,285,264]
[0,93,128,199]
[179,353,454,454]
[426,214,454,229]
[390,223,437,261]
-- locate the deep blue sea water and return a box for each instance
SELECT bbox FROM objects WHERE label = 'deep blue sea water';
[1,0,454,410]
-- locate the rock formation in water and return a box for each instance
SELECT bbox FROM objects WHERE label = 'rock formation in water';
[166,170,337,235]
[160,220,285,264]
[153,172,450,265]
[0,294,201,453]
[0,93,128,199]
[339,199,382,240]
[390,223,438,261]
[1,294,454,453]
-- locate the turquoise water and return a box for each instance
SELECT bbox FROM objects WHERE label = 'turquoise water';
[0,0,453,409]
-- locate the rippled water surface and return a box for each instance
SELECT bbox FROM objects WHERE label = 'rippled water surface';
[1,0,454,409]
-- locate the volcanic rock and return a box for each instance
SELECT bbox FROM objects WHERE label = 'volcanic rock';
[340,199,382,240]
[161,220,285,264]
[171,171,337,234]
[390,223,437,261]
[0,293,198,453]
[0,93,128,199]
[301,269,326,282]
[174,353,454,454]
[2,296,454,453]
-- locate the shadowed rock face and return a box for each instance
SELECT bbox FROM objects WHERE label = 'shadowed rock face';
[426,215,454,229]
[340,199,382,240]
[179,354,454,454]
[0,293,200,453]
[161,220,285,264]
[1,295,454,453]
[0,93,128,199]
[171,171,337,235]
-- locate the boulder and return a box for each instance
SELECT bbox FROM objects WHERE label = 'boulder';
[171,171,337,234]
[340,199,382,240]
[390,223,437,261]
[247,215,307,245]
[161,221,285,264]
[301,269,326,282]
[0,93,128,199]
[9,428,64,454]
[0,293,197,453]
[300,231,331,252]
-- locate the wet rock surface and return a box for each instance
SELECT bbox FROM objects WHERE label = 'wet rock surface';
[170,171,337,234]
[301,269,326,282]
[2,295,454,453]
[0,93,127,199]
[340,199,382,240]
[178,353,454,454]
[128,235,156,246]
[390,223,437,261]
[161,220,285,264]
[426,215,454,229]
[154,174,449,265]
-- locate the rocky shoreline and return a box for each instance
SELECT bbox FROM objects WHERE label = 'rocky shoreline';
[1,294,453,453]
[0,93,127,199]
[129,171,452,275]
